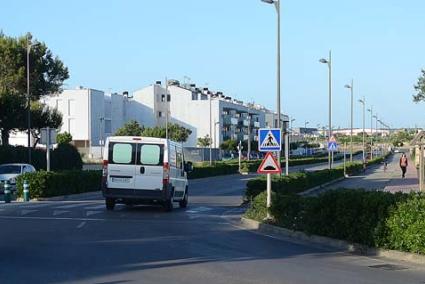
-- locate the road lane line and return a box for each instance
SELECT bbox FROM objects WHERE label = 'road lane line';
[20,209,38,216]
[86,211,102,217]
[52,210,70,216]
[54,203,91,209]
[76,221,86,228]
[84,204,105,210]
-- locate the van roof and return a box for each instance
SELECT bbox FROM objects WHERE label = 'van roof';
[107,136,173,144]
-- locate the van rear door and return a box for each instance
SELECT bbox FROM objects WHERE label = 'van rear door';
[134,143,164,191]
[107,142,136,189]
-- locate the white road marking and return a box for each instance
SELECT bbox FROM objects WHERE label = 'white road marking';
[20,203,52,209]
[54,203,90,209]
[86,211,102,217]
[84,204,105,210]
[52,210,70,216]
[76,221,86,229]
[20,209,37,216]
[186,206,212,214]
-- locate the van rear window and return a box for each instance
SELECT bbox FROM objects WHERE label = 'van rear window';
[109,143,135,164]
[138,144,163,166]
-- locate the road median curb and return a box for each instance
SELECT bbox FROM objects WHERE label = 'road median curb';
[240,217,425,265]
[34,191,100,201]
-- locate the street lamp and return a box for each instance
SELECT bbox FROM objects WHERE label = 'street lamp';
[261,0,281,161]
[367,106,373,159]
[358,97,366,163]
[26,34,39,163]
[344,80,354,162]
[319,50,333,169]
[304,121,309,156]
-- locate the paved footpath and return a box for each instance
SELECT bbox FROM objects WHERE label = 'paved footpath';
[323,152,419,193]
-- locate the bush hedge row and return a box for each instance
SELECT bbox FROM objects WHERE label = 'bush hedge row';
[0,144,83,171]
[15,170,101,199]
[188,152,361,179]
[245,154,389,200]
[245,190,425,255]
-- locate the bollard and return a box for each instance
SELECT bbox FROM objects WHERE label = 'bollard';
[23,180,30,202]
[4,182,11,203]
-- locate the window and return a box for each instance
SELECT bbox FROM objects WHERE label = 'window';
[167,94,171,102]
[139,144,162,165]
[192,92,198,100]
[111,143,134,164]
[68,100,76,116]
[158,111,163,117]
[176,152,183,169]
[105,120,112,134]
[161,94,165,102]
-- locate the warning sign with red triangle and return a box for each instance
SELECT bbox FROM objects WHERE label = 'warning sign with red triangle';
[257,152,282,174]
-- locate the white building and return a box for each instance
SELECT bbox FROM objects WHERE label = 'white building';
[10,80,289,158]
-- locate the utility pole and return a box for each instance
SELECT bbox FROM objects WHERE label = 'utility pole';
[165,77,169,140]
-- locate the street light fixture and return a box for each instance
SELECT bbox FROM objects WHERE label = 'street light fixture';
[261,0,281,160]
[319,50,333,169]
[367,106,373,159]
[304,121,309,156]
[344,80,354,162]
[358,97,366,163]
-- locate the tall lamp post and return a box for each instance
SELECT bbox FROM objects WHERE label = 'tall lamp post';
[304,121,309,156]
[26,35,35,163]
[261,0,281,164]
[373,114,378,155]
[344,80,354,162]
[358,97,366,163]
[319,50,333,169]
[367,106,373,159]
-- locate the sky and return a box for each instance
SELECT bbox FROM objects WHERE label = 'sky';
[1,0,425,129]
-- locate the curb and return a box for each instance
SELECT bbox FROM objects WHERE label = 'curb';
[240,217,425,265]
[34,191,101,201]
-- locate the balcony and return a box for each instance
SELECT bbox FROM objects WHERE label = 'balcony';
[223,115,238,125]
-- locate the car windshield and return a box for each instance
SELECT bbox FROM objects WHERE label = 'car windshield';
[0,165,21,174]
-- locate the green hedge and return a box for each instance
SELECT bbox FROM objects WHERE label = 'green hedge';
[246,190,425,254]
[0,144,82,171]
[15,170,101,199]
[188,152,361,180]
[245,154,390,199]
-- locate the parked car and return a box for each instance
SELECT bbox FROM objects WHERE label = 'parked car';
[0,163,36,193]
[101,136,193,211]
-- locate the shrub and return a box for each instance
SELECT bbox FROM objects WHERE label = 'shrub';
[245,189,425,254]
[51,144,83,170]
[56,132,73,145]
[16,170,101,198]
[383,193,425,254]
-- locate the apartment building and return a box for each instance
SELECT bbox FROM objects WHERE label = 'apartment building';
[9,80,289,158]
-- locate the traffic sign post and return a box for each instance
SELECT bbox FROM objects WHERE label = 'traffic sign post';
[41,128,57,172]
[257,152,281,219]
[258,128,281,152]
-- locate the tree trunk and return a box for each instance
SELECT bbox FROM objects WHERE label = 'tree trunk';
[1,130,10,146]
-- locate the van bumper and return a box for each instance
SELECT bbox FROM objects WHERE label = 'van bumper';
[102,185,171,203]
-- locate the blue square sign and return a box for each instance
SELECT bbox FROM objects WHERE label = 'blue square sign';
[258,128,281,152]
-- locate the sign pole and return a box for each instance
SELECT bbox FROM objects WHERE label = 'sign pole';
[46,127,50,172]
[343,142,347,177]
[266,173,271,219]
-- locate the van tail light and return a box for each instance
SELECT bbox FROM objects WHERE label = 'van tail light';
[163,162,170,185]
[102,160,108,187]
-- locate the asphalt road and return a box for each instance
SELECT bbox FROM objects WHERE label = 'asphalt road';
[1,173,425,283]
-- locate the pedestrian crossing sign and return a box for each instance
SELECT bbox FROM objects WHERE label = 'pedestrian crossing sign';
[328,136,338,152]
[258,128,281,152]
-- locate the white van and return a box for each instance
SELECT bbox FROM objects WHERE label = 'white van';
[101,136,193,211]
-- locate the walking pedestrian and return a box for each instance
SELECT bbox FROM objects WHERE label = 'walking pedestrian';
[399,153,408,178]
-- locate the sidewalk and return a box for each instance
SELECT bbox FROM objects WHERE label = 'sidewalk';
[382,153,419,193]
[323,153,419,193]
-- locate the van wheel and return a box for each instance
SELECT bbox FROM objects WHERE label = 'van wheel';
[106,198,115,211]
[179,188,188,208]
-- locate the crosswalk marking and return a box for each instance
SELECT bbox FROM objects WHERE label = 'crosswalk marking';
[54,203,91,209]
[86,211,102,217]
[52,210,70,216]
[21,209,38,216]
[83,204,105,210]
